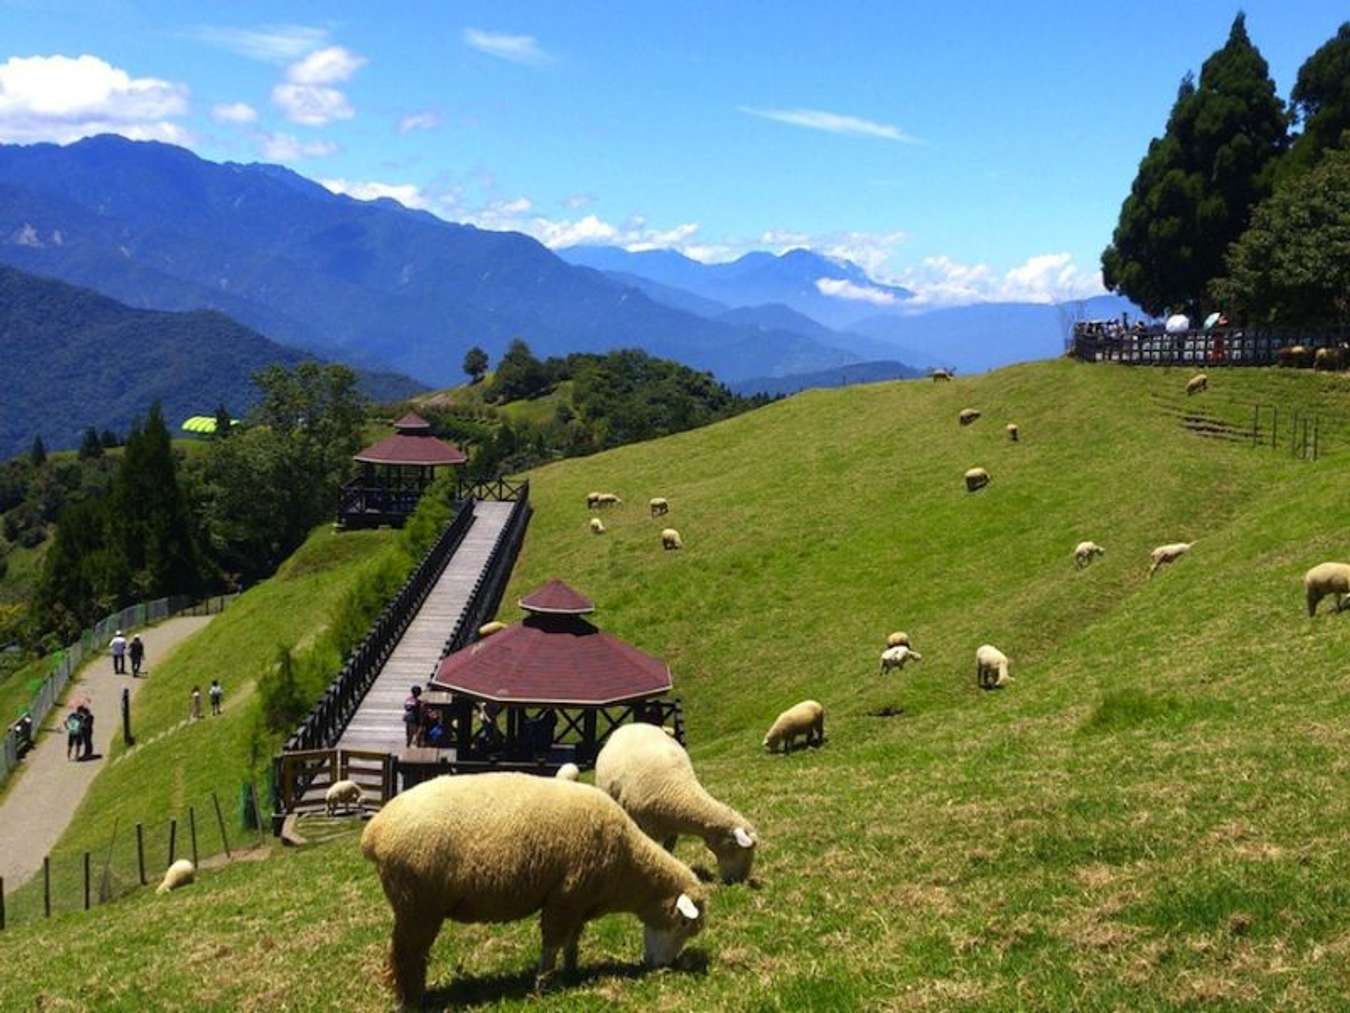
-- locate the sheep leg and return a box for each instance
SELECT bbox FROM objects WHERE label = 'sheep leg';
[386,910,443,1007]
[563,927,584,975]
[538,907,582,987]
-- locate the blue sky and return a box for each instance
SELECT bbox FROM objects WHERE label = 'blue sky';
[0,0,1344,305]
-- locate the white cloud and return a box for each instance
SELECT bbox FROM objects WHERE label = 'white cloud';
[211,101,257,124]
[0,54,189,144]
[896,253,1104,308]
[738,106,921,143]
[463,28,550,66]
[272,46,364,126]
[398,111,441,134]
[815,278,900,306]
[562,193,594,210]
[189,24,329,63]
[259,132,337,161]
[321,178,430,210]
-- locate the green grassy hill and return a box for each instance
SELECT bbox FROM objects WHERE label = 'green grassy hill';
[4,360,1350,1009]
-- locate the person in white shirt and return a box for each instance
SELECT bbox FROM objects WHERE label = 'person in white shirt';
[109,631,128,674]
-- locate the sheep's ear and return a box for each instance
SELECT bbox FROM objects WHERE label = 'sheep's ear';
[733,826,754,848]
[676,893,700,920]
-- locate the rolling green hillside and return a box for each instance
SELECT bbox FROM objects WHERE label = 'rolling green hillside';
[4,360,1350,1009]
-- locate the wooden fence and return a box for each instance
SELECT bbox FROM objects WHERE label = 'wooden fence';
[1071,326,1349,367]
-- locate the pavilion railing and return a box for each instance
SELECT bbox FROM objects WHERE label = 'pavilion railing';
[440,480,532,661]
[282,497,476,754]
[455,475,530,503]
[1070,325,1350,367]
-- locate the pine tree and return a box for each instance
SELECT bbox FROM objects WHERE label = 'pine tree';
[1284,22,1350,178]
[100,429,119,449]
[213,403,233,439]
[1102,14,1289,316]
[29,435,46,467]
[462,345,489,383]
[79,427,104,460]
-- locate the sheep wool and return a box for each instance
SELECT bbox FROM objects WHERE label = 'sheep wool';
[361,773,707,1005]
[477,621,507,638]
[959,408,982,426]
[649,497,670,517]
[880,645,922,674]
[964,467,990,493]
[1006,423,1019,442]
[976,644,1011,690]
[156,858,195,895]
[762,700,825,754]
[932,369,953,382]
[1314,347,1345,371]
[1148,541,1194,577]
[1304,562,1350,616]
[1074,541,1105,569]
[1186,373,1208,395]
[590,517,606,535]
[555,762,581,781]
[586,491,602,509]
[326,779,364,816]
[885,631,911,649]
[661,528,683,550]
[597,723,758,884]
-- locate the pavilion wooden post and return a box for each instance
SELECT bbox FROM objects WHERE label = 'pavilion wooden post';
[135,823,146,886]
[83,852,91,910]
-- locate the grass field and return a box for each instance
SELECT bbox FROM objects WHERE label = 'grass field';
[3,360,1349,1010]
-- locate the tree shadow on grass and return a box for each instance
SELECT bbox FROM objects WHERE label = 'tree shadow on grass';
[424,949,709,1009]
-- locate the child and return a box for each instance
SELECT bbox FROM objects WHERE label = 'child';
[190,686,203,720]
[209,679,223,715]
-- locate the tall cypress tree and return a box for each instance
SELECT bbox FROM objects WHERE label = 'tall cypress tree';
[1102,14,1289,316]
[1284,22,1350,178]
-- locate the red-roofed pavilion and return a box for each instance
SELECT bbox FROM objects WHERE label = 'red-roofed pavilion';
[339,412,467,528]
[409,580,684,780]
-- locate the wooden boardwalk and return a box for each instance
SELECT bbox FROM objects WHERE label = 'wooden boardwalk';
[336,501,515,755]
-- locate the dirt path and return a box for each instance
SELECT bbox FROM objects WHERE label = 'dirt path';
[0,615,214,887]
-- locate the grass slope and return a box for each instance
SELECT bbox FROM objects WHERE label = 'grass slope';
[4,360,1350,1010]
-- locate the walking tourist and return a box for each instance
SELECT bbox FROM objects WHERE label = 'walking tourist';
[79,705,94,760]
[109,630,128,674]
[65,709,82,760]
[129,635,145,676]
[190,686,203,720]
[403,685,423,747]
[209,679,223,715]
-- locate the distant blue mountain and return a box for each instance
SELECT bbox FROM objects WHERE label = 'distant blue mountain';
[731,360,923,397]
[0,136,858,385]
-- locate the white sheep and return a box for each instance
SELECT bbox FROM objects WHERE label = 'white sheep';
[361,772,707,1005]
[156,858,195,895]
[880,645,923,674]
[1006,423,1019,442]
[976,644,1011,690]
[1186,373,1208,396]
[1304,562,1350,616]
[325,779,364,816]
[596,493,623,507]
[661,528,683,550]
[958,408,981,426]
[964,467,990,492]
[1074,541,1105,569]
[931,369,953,382]
[585,491,602,509]
[555,762,581,781]
[1148,541,1194,578]
[597,723,758,884]
[589,517,606,535]
[649,497,670,517]
[885,631,911,648]
[762,700,825,754]
[477,621,507,638]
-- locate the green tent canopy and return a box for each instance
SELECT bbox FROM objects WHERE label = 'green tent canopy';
[180,415,236,435]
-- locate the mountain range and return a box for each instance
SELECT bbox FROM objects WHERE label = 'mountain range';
[0,264,422,459]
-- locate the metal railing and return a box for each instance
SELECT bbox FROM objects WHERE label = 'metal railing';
[282,497,477,753]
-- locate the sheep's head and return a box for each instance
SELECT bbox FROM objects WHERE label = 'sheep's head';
[643,889,706,967]
[709,825,757,884]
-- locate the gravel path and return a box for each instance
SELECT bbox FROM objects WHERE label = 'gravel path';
[0,615,214,887]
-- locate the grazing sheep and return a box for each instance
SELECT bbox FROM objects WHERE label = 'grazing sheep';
[649,497,670,517]
[596,493,623,507]
[661,528,683,550]
[1304,562,1350,617]
[156,858,195,895]
[975,644,1011,690]
[1006,423,1019,442]
[326,779,364,816]
[885,631,911,648]
[589,517,606,535]
[964,467,990,493]
[1278,345,1314,369]
[959,408,982,426]
[555,763,581,781]
[478,621,507,638]
[762,700,825,754]
[361,773,706,1005]
[586,492,602,509]
[1148,541,1194,578]
[931,369,953,382]
[880,645,922,674]
[1074,541,1106,569]
[1186,373,1208,396]
[597,724,758,884]
[1314,346,1346,372]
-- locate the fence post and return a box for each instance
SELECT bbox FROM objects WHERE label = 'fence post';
[212,791,232,858]
[249,781,266,845]
[168,819,177,867]
[0,875,5,930]
[136,823,146,885]
[1272,406,1278,449]
[122,686,133,747]
[83,852,91,910]
[1314,416,1320,461]
[43,857,50,918]
[189,807,199,867]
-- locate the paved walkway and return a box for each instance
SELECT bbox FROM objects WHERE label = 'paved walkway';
[0,615,213,888]
[338,500,515,755]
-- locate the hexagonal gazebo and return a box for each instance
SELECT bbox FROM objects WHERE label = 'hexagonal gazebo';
[405,579,685,784]
[338,412,467,529]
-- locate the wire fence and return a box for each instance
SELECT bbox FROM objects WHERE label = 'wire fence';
[0,783,267,930]
[1,594,238,785]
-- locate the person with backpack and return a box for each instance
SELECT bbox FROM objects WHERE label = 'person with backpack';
[209,679,223,715]
[65,709,82,760]
[129,635,145,676]
[403,685,423,747]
